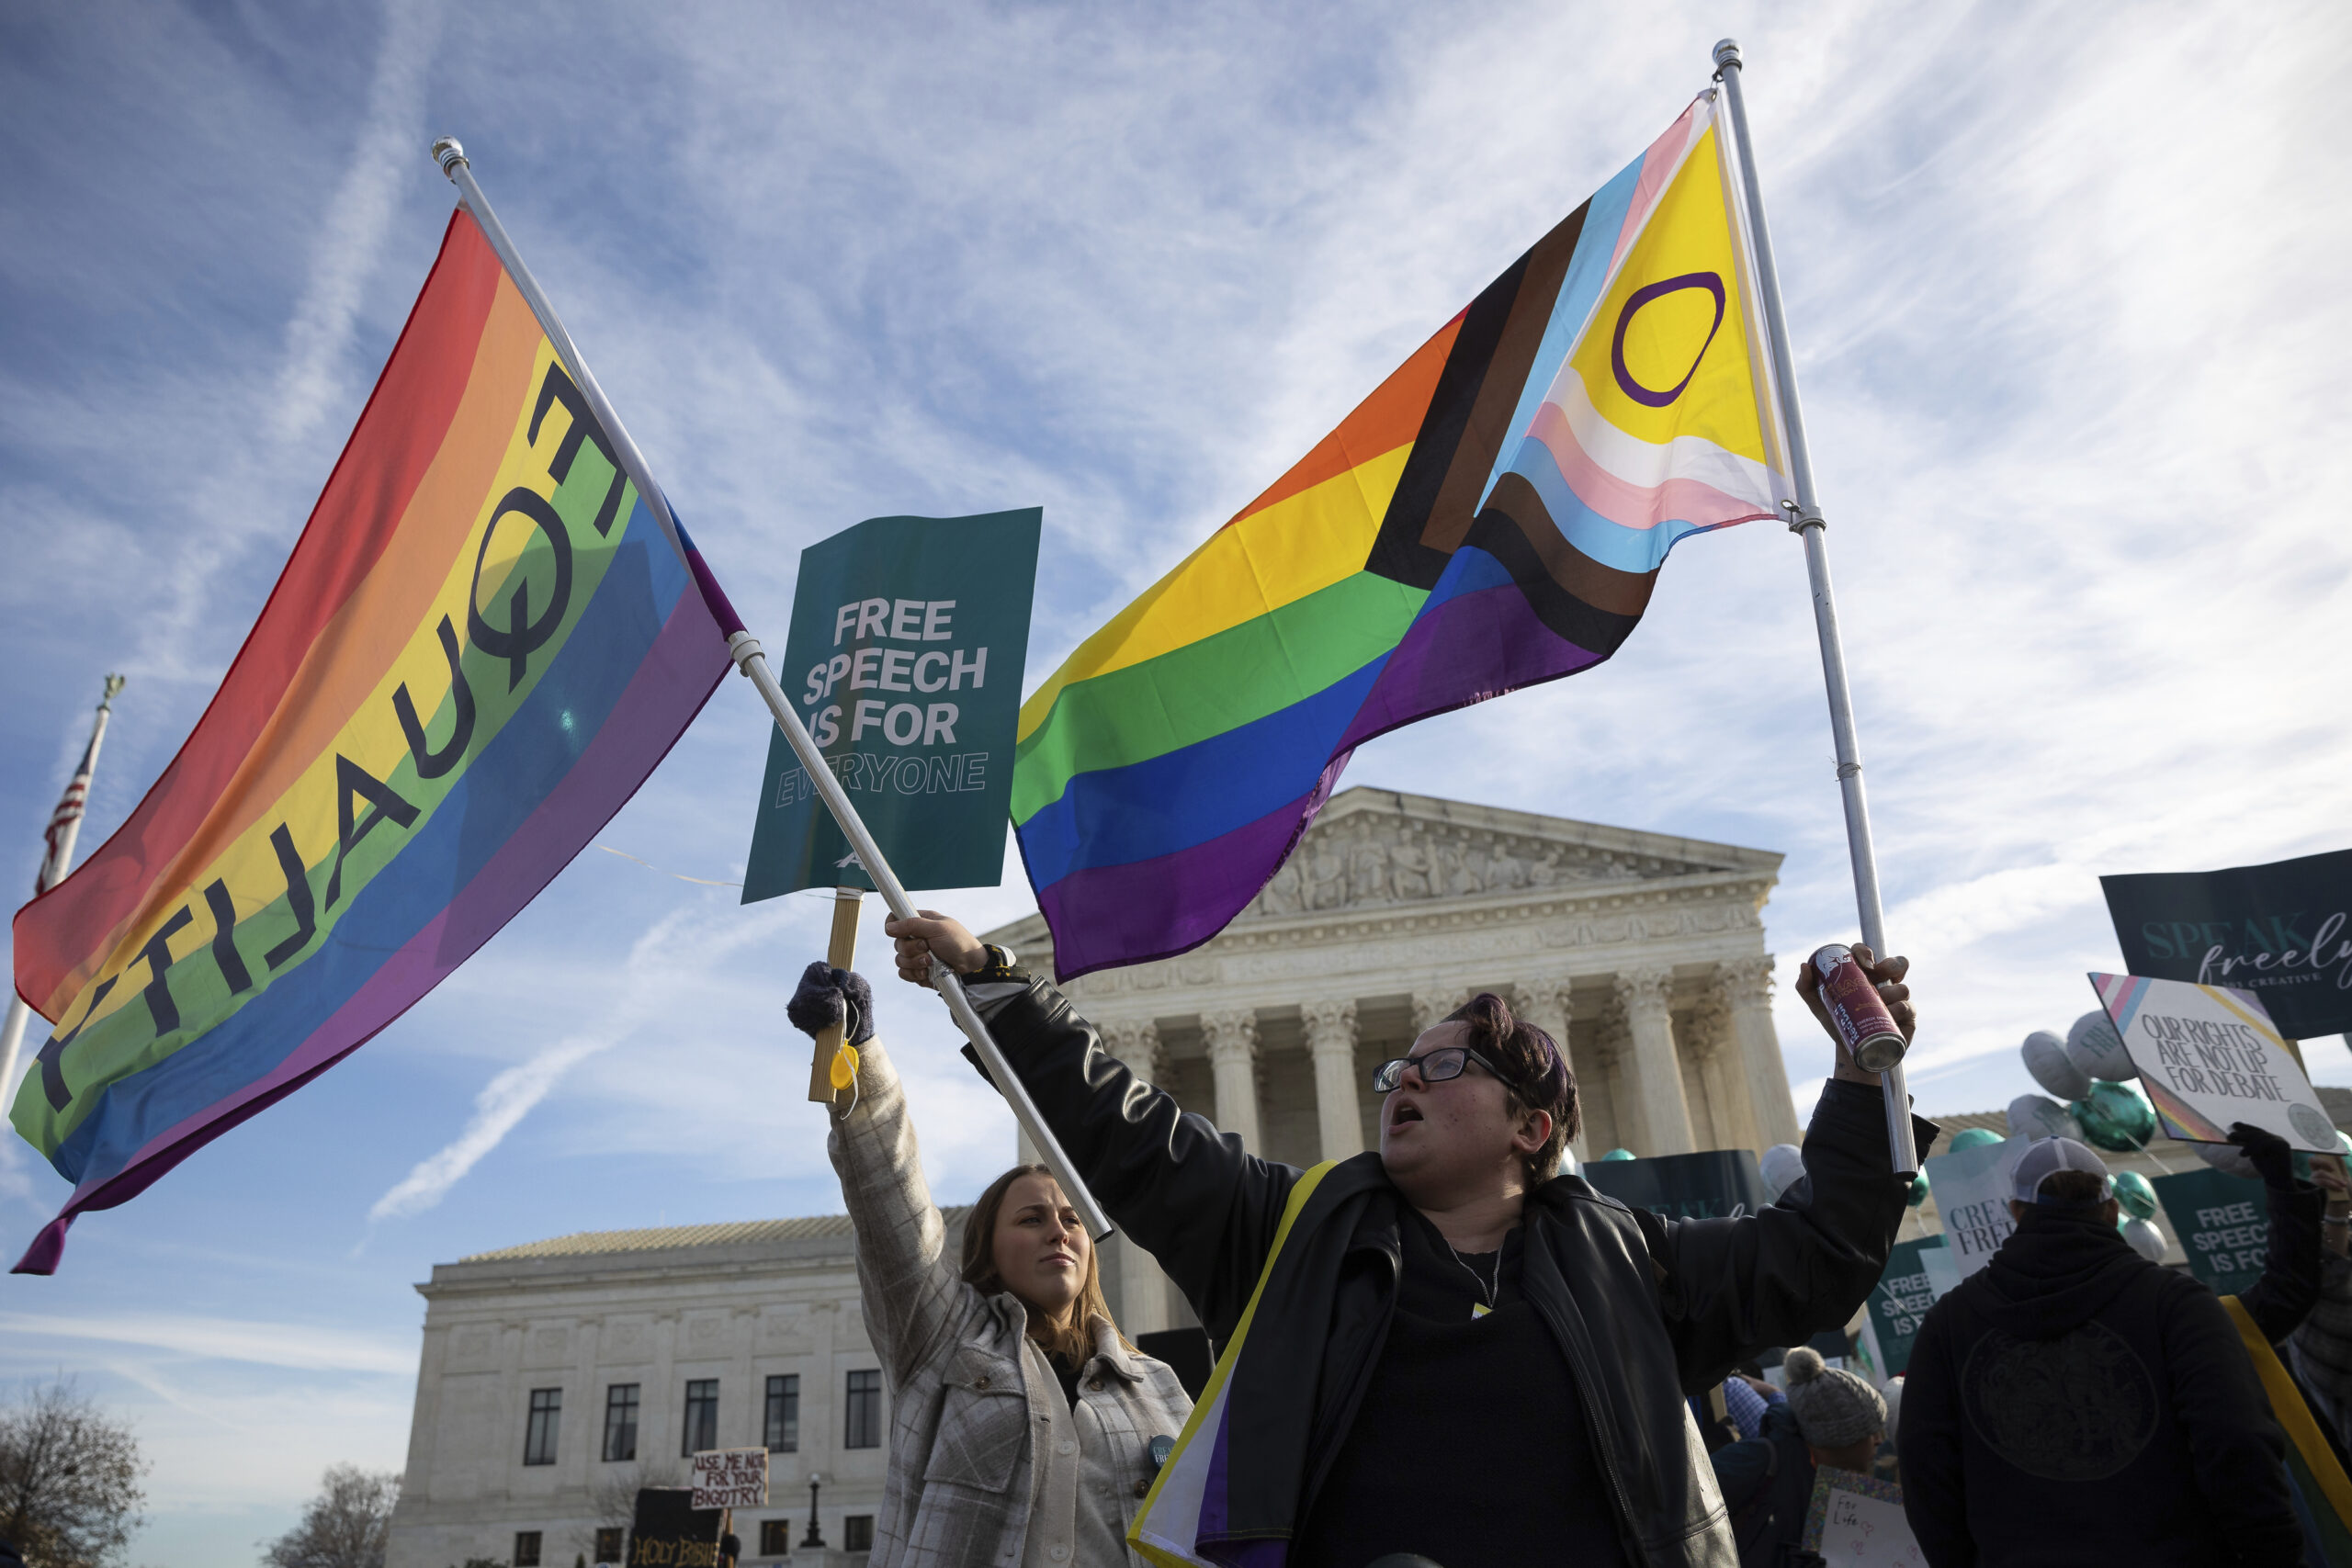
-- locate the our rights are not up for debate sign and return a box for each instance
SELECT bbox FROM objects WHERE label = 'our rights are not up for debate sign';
[2091,972,2338,1152]
[743,510,1040,900]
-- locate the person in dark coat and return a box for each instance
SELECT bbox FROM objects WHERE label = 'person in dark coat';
[886,912,1937,1568]
[1900,1135,2303,1567]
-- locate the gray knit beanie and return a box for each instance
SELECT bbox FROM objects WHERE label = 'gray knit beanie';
[1782,1346,1886,1448]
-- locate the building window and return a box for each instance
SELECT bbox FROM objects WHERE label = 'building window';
[514,1531,544,1567]
[594,1527,625,1563]
[844,1369,882,1449]
[603,1383,640,1462]
[523,1389,560,1466]
[682,1378,719,1456]
[843,1515,875,1551]
[759,1519,793,1556]
[763,1374,799,1453]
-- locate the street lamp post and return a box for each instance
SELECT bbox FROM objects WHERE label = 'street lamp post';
[800,1473,826,1550]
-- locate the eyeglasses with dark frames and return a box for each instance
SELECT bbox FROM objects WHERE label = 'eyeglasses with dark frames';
[1371,1044,1499,1094]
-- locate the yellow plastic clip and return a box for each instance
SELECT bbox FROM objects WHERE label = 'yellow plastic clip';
[830,1043,861,1091]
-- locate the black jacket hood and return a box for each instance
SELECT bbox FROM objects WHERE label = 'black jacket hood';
[1973,1204,2149,1340]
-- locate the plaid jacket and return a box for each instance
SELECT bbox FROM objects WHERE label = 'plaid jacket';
[829,1039,1193,1568]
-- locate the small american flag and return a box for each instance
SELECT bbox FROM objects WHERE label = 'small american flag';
[38,735,97,895]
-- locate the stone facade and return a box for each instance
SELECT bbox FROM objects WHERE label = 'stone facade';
[384,1215,947,1568]
[984,786,1800,1336]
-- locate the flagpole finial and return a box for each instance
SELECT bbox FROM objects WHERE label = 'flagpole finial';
[99,673,125,709]
[431,137,468,178]
[1713,39,1743,70]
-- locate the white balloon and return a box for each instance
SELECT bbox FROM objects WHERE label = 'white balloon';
[2121,1216,2167,1261]
[2066,1009,2137,1082]
[2196,1139,2259,1179]
[2022,1030,2092,1100]
[1758,1143,1806,1202]
[2007,1094,2081,1144]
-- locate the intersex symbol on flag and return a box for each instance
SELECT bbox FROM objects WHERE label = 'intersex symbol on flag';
[1012,92,1791,980]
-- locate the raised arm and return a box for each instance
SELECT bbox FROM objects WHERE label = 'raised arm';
[884,912,1304,1344]
[1638,945,1939,1385]
[795,963,967,1386]
[2225,1121,2326,1345]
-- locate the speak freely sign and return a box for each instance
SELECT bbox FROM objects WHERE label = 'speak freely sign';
[690,1446,767,1509]
[743,509,1041,900]
[2091,972,2337,1151]
[1921,1136,2021,1280]
[2152,1168,2273,1296]
[2101,847,2352,1038]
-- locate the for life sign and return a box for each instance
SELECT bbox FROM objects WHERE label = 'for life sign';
[2090,972,2338,1151]
[743,509,1040,900]
[690,1447,768,1510]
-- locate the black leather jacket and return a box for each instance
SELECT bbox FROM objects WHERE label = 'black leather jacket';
[971,972,1937,1568]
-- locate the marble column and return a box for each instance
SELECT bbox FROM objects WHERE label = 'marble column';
[1202,1010,1262,1153]
[1612,968,1698,1156]
[1099,1020,1170,1334]
[1515,978,1585,1163]
[1718,955,1804,1148]
[1686,986,1761,1154]
[1303,999,1363,1161]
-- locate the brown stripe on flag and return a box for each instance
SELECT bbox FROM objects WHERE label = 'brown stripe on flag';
[1364,200,1592,591]
[1476,472,1658,618]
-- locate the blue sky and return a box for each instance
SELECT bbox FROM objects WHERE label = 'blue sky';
[4,3,2349,1562]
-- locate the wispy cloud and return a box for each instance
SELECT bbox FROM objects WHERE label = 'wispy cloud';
[0,1311,413,1374]
[367,895,808,1223]
[267,0,446,444]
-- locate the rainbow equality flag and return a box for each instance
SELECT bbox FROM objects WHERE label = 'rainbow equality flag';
[7,208,735,1272]
[1014,93,1792,980]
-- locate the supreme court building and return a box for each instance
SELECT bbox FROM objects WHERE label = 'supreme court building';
[384,788,1800,1564]
[986,786,1802,1337]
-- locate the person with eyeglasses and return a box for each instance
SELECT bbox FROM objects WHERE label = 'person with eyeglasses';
[883,910,1935,1568]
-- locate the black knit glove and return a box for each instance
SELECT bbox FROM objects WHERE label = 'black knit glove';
[2231,1122,2297,1189]
[786,961,875,1047]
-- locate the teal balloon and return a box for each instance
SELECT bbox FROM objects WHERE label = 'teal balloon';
[1600,1148,1635,1162]
[1907,1171,1930,1208]
[2071,1081,2158,1153]
[2112,1169,2158,1221]
[1950,1127,2005,1152]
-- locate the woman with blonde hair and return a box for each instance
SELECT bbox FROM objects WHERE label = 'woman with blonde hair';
[789,961,1191,1568]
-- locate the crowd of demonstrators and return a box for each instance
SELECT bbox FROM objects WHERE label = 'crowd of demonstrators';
[788,963,1193,1568]
[1900,1135,2307,1568]
[876,910,1934,1568]
[1712,1348,1887,1568]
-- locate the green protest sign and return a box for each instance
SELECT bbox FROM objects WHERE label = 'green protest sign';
[743,509,1041,901]
[1862,1237,1943,1378]
[2152,1167,2272,1295]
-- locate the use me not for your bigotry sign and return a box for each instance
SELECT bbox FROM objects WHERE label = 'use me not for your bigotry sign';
[744,510,1040,900]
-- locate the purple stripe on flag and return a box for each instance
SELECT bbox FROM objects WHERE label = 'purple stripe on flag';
[1037,760,1348,981]
[12,592,727,1274]
[1340,575,1603,752]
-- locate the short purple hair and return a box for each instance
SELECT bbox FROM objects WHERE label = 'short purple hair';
[1443,991,1578,1180]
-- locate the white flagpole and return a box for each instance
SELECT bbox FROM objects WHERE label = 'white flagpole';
[427,139,1115,1237]
[1712,41,1919,1175]
[1,675,126,1102]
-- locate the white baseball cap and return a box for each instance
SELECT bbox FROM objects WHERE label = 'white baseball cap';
[2009,1136,2114,1205]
